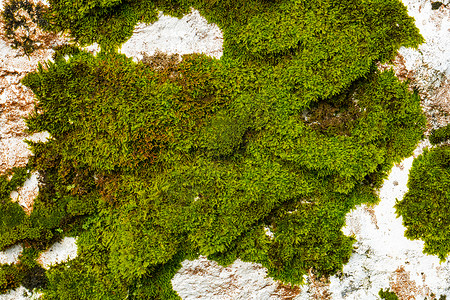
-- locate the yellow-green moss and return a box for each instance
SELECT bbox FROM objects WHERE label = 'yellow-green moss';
[0,0,427,298]
[395,145,450,261]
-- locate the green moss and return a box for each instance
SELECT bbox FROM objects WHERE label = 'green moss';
[379,288,399,300]
[1,0,49,55]
[0,263,21,293]
[431,2,444,10]
[395,145,450,261]
[0,0,427,298]
[23,51,230,172]
[429,123,450,145]
[0,246,48,295]
[19,50,423,296]
[0,167,32,250]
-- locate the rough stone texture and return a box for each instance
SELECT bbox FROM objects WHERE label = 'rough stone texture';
[119,8,223,61]
[10,171,41,215]
[0,286,42,300]
[171,256,302,300]
[325,155,450,300]
[0,64,51,175]
[36,237,78,270]
[0,244,22,265]
[399,0,450,133]
[0,0,62,218]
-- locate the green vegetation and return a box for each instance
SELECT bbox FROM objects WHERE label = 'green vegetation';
[379,288,399,300]
[43,0,182,51]
[1,0,49,55]
[395,145,450,261]
[431,2,445,10]
[0,0,427,298]
[0,246,47,293]
[0,158,87,252]
[429,124,450,145]
[426,294,448,300]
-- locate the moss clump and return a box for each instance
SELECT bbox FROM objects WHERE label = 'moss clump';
[429,123,450,145]
[41,0,423,101]
[1,0,49,55]
[0,246,48,294]
[379,288,399,300]
[19,52,424,297]
[23,51,230,171]
[0,0,427,298]
[0,167,32,250]
[0,148,94,252]
[395,145,450,261]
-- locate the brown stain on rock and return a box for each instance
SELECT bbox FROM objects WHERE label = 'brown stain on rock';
[390,266,433,300]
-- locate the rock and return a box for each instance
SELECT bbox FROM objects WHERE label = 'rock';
[36,237,78,270]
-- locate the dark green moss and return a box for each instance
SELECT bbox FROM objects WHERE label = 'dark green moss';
[18,50,424,296]
[1,0,49,55]
[379,288,399,300]
[395,145,450,261]
[0,167,32,250]
[431,2,444,10]
[51,44,82,61]
[0,246,48,294]
[429,123,450,145]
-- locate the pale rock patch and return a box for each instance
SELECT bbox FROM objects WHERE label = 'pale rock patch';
[81,43,101,56]
[0,286,42,300]
[399,0,450,131]
[119,9,223,62]
[325,151,450,300]
[10,171,40,215]
[0,0,69,73]
[0,0,55,217]
[37,237,78,270]
[0,132,50,174]
[0,244,22,265]
[0,69,44,174]
[399,0,450,77]
[0,0,65,176]
[171,256,301,299]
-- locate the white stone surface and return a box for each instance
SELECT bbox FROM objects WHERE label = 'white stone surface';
[37,237,78,270]
[0,244,22,265]
[398,0,450,131]
[10,171,41,215]
[325,154,450,300]
[119,9,223,61]
[172,256,302,299]
[0,133,50,175]
[399,0,450,77]
[0,286,42,300]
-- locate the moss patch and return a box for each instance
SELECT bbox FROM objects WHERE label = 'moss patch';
[0,0,427,298]
[395,145,450,261]
[429,124,450,145]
